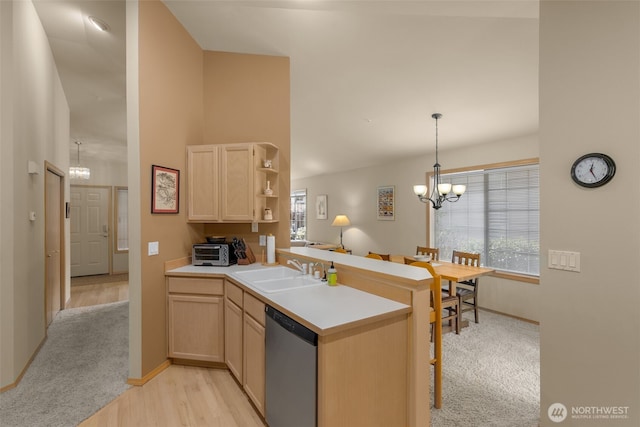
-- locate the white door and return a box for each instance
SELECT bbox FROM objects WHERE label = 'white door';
[70,186,110,277]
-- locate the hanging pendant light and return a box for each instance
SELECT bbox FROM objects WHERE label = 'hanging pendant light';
[413,113,465,209]
[69,141,90,180]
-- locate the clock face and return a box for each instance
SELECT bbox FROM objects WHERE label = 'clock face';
[570,153,616,188]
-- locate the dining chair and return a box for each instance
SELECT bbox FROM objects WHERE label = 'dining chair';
[333,248,348,254]
[416,246,439,261]
[409,261,442,408]
[365,253,384,260]
[451,250,481,323]
[408,256,460,334]
[367,251,391,261]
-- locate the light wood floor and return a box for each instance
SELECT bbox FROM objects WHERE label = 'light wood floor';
[70,279,265,427]
[67,280,129,308]
[79,365,266,427]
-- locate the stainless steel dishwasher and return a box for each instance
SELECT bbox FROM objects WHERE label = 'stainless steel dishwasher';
[265,305,318,427]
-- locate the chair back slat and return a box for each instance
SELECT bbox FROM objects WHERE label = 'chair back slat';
[452,250,479,267]
[417,246,439,261]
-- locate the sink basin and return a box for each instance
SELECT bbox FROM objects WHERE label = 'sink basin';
[249,276,324,293]
[234,266,303,282]
[234,267,324,293]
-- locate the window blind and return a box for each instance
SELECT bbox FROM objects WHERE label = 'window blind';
[434,164,539,275]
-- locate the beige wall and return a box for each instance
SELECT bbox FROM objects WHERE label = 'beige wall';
[539,1,639,425]
[0,0,70,388]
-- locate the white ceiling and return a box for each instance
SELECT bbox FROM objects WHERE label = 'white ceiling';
[34,0,539,181]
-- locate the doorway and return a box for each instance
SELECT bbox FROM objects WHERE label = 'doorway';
[70,186,111,277]
[45,163,65,326]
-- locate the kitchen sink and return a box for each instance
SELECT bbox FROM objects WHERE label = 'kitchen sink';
[234,266,303,282]
[233,267,324,293]
[250,276,323,293]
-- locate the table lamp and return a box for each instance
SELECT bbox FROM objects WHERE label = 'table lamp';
[331,214,351,249]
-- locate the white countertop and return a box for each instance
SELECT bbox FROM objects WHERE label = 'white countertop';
[166,254,416,335]
[283,247,433,282]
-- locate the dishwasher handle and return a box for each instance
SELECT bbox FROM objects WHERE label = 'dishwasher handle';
[266,306,318,346]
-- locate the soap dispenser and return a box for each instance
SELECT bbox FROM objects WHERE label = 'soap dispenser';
[327,261,337,286]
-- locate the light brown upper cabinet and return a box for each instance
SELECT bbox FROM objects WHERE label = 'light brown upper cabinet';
[187,142,279,223]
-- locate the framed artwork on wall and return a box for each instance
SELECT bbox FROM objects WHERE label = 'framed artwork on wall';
[316,194,328,219]
[151,165,179,214]
[377,185,395,220]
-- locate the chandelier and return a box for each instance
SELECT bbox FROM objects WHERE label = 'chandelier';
[413,113,465,209]
[69,140,90,180]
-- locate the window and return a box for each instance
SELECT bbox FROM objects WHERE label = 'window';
[433,161,539,276]
[290,189,307,241]
[115,187,128,252]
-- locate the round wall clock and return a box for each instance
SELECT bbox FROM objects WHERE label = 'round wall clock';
[570,153,616,188]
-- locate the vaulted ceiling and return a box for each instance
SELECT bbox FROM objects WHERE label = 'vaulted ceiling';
[34,0,539,180]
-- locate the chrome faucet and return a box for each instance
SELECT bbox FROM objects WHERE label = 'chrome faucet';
[287,259,305,273]
[308,262,324,277]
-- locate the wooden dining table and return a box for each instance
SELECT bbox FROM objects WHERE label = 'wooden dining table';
[391,255,495,330]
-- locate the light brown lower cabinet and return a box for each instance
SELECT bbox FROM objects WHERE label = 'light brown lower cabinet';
[170,275,409,426]
[224,296,243,379]
[167,277,225,362]
[225,280,266,415]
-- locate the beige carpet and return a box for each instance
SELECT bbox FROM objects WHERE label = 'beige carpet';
[430,310,540,426]
[0,301,130,427]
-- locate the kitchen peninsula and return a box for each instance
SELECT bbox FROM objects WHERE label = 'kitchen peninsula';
[165,247,433,426]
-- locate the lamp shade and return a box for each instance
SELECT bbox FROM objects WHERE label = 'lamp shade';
[413,185,428,196]
[331,215,351,227]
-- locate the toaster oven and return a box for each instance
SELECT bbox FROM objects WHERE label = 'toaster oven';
[192,243,237,266]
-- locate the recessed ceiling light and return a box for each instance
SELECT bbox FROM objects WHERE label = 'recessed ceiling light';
[88,16,110,32]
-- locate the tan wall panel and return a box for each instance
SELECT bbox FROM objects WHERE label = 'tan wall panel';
[138,0,204,376]
[539,1,640,424]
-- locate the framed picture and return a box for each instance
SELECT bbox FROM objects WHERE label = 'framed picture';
[316,194,328,220]
[377,185,395,220]
[151,165,179,214]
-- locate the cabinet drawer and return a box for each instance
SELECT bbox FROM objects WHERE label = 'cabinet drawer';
[244,292,265,326]
[225,280,243,307]
[168,277,224,295]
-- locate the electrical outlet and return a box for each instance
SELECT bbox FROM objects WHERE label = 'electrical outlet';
[259,235,266,246]
[251,222,259,232]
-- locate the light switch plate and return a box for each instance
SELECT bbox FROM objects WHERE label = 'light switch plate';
[148,241,159,256]
[251,222,259,232]
[259,235,266,246]
[548,250,580,272]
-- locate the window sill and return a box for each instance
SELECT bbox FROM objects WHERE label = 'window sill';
[491,271,539,284]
